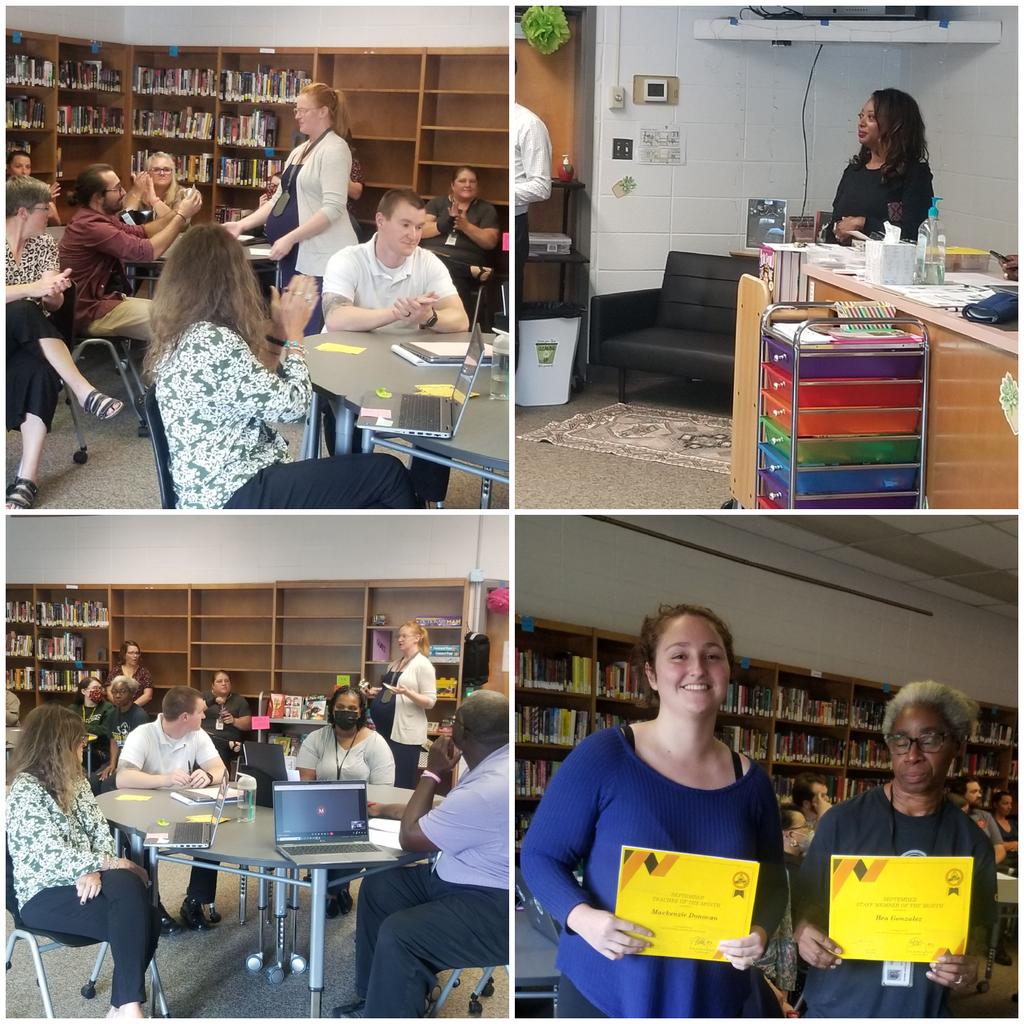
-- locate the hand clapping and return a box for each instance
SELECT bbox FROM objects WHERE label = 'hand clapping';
[270,274,318,347]
[392,292,439,325]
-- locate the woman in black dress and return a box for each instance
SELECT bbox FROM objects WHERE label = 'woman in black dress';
[826,88,933,245]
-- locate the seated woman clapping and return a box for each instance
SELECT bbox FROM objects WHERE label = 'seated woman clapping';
[145,224,416,509]
[6,704,159,1019]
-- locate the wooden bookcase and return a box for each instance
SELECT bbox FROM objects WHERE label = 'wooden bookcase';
[513,613,1018,854]
[8,32,509,233]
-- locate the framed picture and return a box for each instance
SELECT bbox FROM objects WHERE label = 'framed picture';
[745,198,788,248]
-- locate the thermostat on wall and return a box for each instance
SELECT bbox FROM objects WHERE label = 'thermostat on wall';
[633,75,678,105]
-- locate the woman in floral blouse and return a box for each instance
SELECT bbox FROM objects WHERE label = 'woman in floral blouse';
[145,225,416,509]
[6,704,158,1018]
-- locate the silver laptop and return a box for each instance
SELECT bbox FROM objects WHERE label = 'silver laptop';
[147,773,229,849]
[272,780,397,866]
[356,325,484,439]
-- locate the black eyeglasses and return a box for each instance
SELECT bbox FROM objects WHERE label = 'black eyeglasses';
[884,730,949,754]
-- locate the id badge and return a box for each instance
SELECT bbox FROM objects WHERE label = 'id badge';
[445,231,458,246]
[881,961,913,987]
[271,190,291,217]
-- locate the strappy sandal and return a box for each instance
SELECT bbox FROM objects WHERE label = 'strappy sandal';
[82,389,124,420]
[6,477,39,510]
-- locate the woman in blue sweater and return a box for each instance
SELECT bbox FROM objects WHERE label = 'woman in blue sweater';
[521,603,786,1017]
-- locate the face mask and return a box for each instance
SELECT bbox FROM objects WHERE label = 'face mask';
[334,710,360,730]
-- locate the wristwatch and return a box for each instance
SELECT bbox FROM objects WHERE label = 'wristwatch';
[421,307,439,330]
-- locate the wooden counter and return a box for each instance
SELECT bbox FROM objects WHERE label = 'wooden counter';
[801,266,1017,509]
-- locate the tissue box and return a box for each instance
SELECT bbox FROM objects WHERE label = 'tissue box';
[865,240,916,285]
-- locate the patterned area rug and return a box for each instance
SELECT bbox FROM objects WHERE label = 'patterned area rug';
[517,402,732,474]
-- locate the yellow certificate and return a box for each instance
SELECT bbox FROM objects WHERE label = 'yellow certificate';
[614,846,759,960]
[829,855,973,962]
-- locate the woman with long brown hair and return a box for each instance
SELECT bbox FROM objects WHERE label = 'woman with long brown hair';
[827,88,933,244]
[6,704,158,1018]
[145,224,415,509]
[222,82,357,335]
[106,639,154,707]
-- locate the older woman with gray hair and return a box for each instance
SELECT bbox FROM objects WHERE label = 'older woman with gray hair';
[94,675,150,787]
[793,680,997,1018]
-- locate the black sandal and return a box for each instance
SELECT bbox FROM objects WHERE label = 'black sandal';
[6,477,39,509]
[83,389,124,420]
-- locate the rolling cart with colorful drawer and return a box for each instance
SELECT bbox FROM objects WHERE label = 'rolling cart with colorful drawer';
[757,307,929,509]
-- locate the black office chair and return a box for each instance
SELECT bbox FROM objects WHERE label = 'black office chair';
[143,385,177,509]
[428,965,503,1017]
[5,846,169,1018]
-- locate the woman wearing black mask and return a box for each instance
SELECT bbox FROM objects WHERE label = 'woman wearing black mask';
[296,685,395,916]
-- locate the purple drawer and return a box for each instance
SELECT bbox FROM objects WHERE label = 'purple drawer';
[791,493,920,509]
[763,335,925,381]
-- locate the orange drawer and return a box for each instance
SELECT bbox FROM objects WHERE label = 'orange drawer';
[762,362,922,409]
[761,388,921,438]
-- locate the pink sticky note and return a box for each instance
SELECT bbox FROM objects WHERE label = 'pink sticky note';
[251,715,270,730]
[502,232,510,252]
[361,407,391,418]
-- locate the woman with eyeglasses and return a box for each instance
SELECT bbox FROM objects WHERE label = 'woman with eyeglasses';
[794,681,997,1017]
[122,152,195,222]
[222,82,358,337]
[106,640,155,708]
[6,175,125,509]
[6,704,158,1018]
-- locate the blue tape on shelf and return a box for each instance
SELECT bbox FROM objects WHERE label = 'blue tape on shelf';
[74,660,84,669]
[821,18,829,25]
[991,706,998,716]
[169,46,179,57]
[265,147,274,158]
[882,682,890,694]
[740,657,750,670]
[729,17,737,25]
[938,19,949,28]
[521,616,534,633]
[90,40,100,54]
[12,31,22,44]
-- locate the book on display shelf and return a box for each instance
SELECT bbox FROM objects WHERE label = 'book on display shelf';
[7,55,55,87]
[56,105,124,135]
[303,694,327,721]
[6,667,35,691]
[58,60,120,91]
[133,65,217,97]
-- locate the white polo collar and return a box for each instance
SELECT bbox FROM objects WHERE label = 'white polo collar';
[368,235,414,283]
[155,714,189,753]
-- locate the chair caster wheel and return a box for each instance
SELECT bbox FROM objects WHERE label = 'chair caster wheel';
[137,425,149,438]
[81,982,96,999]
[246,953,264,973]
[290,954,307,974]
[73,449,89,464]
[266,964,285,985]
[977,980,990,994]
[469,995,483,1015]
[481,979,494,997]
[720,498,739,509]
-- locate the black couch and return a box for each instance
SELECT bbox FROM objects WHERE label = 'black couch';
[589,250,757,402]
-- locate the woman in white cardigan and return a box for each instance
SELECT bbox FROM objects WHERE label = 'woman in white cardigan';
[223,82,357,335]
[366,620,437,788]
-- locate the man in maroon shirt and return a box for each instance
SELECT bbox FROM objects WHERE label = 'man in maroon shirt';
[58,163,202,340]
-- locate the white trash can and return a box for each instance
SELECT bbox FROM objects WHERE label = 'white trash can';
[516,303,582,407]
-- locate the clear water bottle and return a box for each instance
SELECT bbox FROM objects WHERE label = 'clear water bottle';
[488,332,509,400]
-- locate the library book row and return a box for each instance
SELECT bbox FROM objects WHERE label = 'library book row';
[7,56,312,103]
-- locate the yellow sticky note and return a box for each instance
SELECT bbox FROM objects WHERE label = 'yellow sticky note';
[414,385,479,399]
[316,342,366,355]
[185,814,229,824]
[114,794,152,802]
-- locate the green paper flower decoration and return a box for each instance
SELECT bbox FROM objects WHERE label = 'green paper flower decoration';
[521,6,571,56]
[999,372,1018,435]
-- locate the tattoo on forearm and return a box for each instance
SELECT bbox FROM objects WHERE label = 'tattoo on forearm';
[321,292,352,318]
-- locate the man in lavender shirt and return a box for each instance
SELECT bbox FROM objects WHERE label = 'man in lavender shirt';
[333,690,509,1018]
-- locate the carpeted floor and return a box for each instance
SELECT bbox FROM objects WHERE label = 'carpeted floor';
[515,367,735,509]
[5,349,508,511]
[6,861,508,1018]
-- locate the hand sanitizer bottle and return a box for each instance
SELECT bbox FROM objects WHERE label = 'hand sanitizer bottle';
[915,196,945,285]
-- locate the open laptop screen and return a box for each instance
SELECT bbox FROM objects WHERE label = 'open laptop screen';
[273,781,368,841]
[451,326,484,413]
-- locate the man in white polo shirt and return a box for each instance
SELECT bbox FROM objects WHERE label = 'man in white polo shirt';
[321,188,470,503]
[117,686,226,935]
[321,187,469,334]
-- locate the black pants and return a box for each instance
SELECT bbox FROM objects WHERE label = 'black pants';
[20,870,159,1008]
[186,864,216,903]
[556,973,607,1018]
[355,863,507,1017]
[224,454,416,508]
[385,737,423,790]
[514,212,528,366]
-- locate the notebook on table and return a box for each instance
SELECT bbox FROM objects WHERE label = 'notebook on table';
[357,325,484,440]
[146,774,230,849]
[272,780,397,866]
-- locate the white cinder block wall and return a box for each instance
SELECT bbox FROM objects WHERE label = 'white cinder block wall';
[6,515,509,588]
[6,5,509,49]
[590,5,1018,295]
[516,516,1016,707]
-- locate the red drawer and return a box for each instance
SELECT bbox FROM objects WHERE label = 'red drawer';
[761,388,921,437]
[762,362,922,409]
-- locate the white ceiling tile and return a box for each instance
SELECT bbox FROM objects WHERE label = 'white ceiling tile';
[815,546,930,582]
[912,578,997,607]
[874,515,980,533]
[718,518,839,551]
[918,524,1017,569]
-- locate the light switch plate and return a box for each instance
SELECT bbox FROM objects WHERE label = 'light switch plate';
[612,138,633,160]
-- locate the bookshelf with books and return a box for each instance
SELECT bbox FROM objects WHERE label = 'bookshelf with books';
[31,585,111,696]
[5,585,36,700]
[108,585,189,709]
[5,30,59,199]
